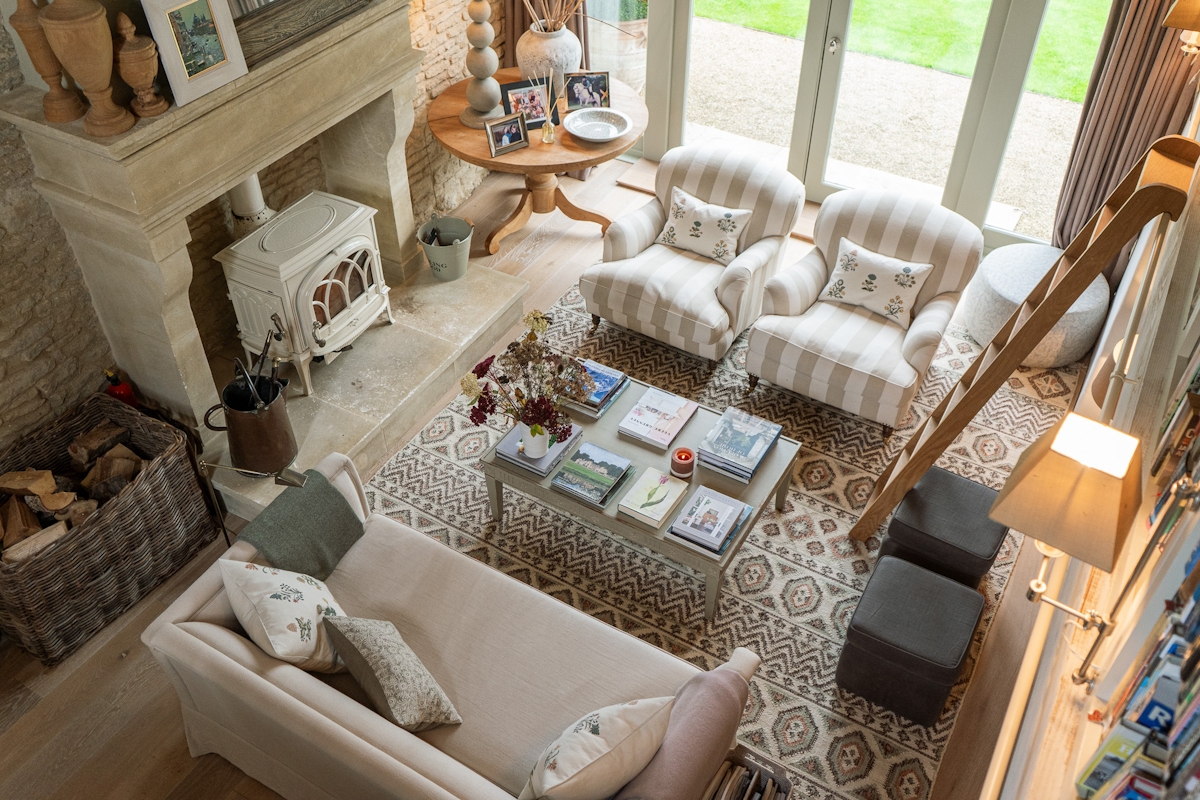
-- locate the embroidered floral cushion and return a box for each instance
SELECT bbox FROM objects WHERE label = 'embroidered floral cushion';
[820,237,934,329]
[325,617,461,732]
[517,696,675,800]
[655,186,752,266]
[219,560,347,673]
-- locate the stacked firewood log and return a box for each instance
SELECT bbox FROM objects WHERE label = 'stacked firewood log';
[0,420,143,564]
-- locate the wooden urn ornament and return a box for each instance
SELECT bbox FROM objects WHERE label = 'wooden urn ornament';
[115,13,168,117]
[7,0,86,123]
[38,0,136,137]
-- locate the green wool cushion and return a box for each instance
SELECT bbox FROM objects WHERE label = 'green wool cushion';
[237,470,364,580]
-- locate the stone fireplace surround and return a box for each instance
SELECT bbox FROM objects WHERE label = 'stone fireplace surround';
[0,0,428,448]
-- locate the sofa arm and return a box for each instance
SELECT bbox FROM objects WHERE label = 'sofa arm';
[903,292,960,375]
[603,198,667,262]
[762,251,828,317]
[715,647,761,683]
[717,236,785,334]
[316,452,369,522]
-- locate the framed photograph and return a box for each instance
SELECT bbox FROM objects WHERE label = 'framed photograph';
[500,79,557,127]
[142,0,248,106]
[485,112,529,157]
[564,72,610,111]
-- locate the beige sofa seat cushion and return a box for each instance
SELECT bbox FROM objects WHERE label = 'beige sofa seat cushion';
[325,515,699,796]
[580,245,731,346]
[176,621,513,800]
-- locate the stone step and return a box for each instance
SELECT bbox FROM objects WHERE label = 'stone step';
[209,263,527,520]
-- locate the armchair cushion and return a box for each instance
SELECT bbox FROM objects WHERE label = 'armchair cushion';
[604,199,667,263]
[656,186,752,264]
[580,245,731,347]
[763,251,827,318]
[821,238,934,330]
[748,303,918,426]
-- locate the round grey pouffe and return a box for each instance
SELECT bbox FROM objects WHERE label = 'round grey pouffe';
[961,243,1110,369]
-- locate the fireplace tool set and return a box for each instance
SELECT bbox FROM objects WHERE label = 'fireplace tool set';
[203,315,304,487]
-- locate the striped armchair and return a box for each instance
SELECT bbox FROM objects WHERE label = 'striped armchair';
[746,190,983,431]
[579,145,805,360]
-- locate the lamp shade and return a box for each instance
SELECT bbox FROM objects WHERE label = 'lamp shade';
[989,414,1142,572]
[1164,0,1200,31]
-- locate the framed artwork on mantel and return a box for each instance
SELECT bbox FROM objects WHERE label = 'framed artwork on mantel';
[142,0,248,106]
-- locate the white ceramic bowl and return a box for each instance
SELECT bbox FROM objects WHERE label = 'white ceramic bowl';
[564,108,632,143]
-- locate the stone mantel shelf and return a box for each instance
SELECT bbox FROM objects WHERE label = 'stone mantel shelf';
[0,0,417,161]
[2,0,429,450]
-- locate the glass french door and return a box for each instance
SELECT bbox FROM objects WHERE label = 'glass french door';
[645,0,1109,247]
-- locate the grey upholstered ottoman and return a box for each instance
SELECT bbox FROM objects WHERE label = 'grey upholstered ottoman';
[836,556,984,726]
[881,466,1009,588]
[961,242,1109,368]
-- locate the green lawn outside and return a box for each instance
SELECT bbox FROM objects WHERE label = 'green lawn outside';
[691,0,1110,103]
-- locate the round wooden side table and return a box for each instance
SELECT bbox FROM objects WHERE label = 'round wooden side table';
[429,68,649,254]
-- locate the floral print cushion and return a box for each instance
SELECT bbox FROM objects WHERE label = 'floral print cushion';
[655,186,752,266]
[820,237,934,330]
[219,560,347,673]
[324,617,461,732]
[517,696,675,800]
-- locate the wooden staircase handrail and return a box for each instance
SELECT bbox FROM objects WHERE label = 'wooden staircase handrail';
[848,135,1200,542]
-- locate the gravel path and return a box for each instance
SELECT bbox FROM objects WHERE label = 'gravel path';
[685,17,1083,241]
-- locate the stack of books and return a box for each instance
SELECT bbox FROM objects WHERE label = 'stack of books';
[550,443,633,509]
[564,360,629,420]
[617,468,689,528]
[668,487,753,554]
[617,387,698,449]
[697,408,783,483]
[495,424,583,478]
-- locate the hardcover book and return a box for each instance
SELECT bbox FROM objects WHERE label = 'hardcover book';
[669,486,748,550]
[618,468,689,527]
[617,387,698,449]
[550,443,632,506]
[580,360,626,407]
[698,408,782,476]
[495,424,583,477]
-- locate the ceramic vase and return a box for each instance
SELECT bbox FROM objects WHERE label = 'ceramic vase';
[39,0,136,137]
[519,422,550,458]
[7,0,85,123]
[516,21,581,99]
[114,13,168,118]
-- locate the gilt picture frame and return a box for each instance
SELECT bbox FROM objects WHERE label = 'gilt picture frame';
[141,0,248,106]
[486,112,529,158]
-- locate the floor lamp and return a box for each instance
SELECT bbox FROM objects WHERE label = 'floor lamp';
[988,413,1148,691]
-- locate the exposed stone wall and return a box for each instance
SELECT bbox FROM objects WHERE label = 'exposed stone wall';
[406,0,505,221]
[186,140,327,357]
[0,28,113,451]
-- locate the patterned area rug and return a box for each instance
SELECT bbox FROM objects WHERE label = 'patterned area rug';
[366,286,1079,799]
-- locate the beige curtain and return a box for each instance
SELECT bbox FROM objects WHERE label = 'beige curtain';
[501,1,590,69]
[1053,0,1198,255]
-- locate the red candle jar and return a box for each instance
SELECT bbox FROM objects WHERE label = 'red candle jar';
[671,447,695,479]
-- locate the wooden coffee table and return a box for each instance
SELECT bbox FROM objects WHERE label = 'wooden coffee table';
[480,378,801,620]
[428,68,649,254]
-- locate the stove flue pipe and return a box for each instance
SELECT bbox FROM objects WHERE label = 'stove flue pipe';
[227,174,276,237]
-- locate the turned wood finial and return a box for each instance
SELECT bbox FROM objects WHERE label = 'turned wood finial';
[114,12,169,118]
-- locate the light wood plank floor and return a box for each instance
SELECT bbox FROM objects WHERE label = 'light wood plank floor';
[0,159,1030,798]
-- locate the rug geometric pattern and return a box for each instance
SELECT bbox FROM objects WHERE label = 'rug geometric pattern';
[367,285,1079,798]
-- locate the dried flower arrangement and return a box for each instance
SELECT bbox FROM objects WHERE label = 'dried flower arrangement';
[460,311,594,441]
[522,0,586,32]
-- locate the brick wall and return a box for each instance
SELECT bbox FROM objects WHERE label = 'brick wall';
[0,28,113,451]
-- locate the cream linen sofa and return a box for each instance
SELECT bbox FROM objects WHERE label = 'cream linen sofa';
[144,453,761,800]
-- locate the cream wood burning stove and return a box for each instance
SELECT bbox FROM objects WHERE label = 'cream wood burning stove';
[215,191,394,396]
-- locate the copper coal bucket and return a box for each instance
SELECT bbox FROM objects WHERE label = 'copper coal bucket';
[203,369,297,475]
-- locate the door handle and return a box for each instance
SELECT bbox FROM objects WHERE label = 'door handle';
[827,37,841,55]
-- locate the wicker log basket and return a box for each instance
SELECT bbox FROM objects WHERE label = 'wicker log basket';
[0,394,219,665]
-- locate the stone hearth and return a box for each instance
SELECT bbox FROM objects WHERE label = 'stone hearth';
[210,263,525,519]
